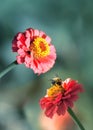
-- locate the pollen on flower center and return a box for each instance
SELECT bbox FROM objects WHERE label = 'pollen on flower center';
[47,84,65,97]
[30,37,50,58]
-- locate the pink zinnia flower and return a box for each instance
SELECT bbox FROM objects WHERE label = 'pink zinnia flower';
[12,28,56,74]
[40,77,83,118]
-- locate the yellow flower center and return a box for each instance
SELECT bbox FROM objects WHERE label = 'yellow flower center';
[47,84,65,97]
[30,37,50,58]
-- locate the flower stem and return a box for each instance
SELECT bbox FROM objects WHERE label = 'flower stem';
[68,107,85,130]
[0,60,18,78]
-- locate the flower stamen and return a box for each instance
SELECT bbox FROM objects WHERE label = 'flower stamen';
[47,84,65,97]
[30,37,50,58]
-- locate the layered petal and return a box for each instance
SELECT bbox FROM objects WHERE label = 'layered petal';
[12,28,56,74]
[40,77,83,118]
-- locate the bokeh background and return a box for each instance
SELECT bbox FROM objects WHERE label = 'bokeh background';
[0,0,93,130]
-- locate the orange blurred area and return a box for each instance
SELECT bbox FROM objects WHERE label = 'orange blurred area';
[39,111,75,130]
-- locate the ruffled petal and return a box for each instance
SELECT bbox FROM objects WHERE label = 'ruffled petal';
[12,28,56,74]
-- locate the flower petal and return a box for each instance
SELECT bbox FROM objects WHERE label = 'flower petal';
[12,28,56,74]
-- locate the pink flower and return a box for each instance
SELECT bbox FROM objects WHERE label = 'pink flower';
[12,28,56,74]
[40,78,83,118]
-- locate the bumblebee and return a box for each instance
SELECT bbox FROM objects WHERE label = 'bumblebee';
[51,77,62,86]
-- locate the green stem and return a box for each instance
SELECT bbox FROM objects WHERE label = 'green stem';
[68,107,85,130]
[0,60,18,78]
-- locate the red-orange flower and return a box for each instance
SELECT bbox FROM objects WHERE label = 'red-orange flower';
[39,112,75,130]
[40,78,83,118]
[12,28,56,74]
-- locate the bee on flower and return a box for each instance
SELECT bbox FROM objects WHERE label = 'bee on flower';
[12,28,56,75]
[51,77,62,86]
[40,77,83,118]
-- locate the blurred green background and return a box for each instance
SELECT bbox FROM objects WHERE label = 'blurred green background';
[0,0,93,130]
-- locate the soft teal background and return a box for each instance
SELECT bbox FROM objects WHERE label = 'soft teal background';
[0,0,93,130]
